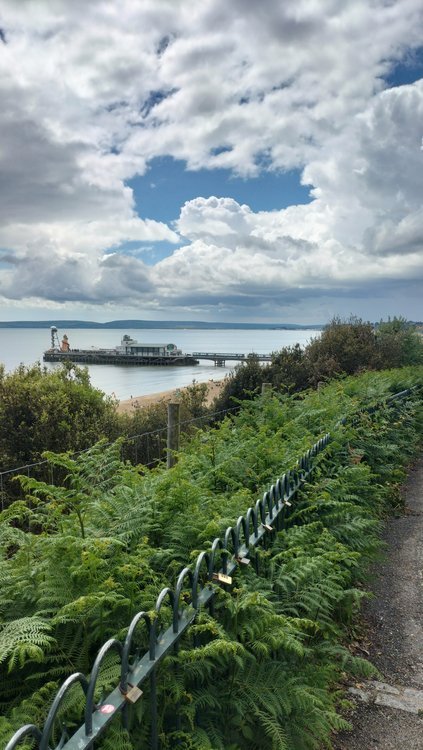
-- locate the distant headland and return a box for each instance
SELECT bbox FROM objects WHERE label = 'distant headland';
[0,319,324,330]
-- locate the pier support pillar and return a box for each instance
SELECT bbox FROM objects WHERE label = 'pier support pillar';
[167,402,180,469]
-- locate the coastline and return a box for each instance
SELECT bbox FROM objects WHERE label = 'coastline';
[116,378,226,414]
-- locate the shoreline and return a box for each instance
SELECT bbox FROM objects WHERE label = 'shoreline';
[116,378,226,414]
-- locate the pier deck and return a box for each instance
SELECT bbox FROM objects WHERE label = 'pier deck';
[43,351,199,366]
[43,351,273,368]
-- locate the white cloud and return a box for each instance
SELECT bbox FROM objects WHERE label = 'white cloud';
[153,78,423,312]
[177,197,253,242]
[0,0,422,320]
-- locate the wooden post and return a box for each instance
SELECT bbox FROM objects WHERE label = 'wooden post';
[167,402,180,469]
[261,382,272,396]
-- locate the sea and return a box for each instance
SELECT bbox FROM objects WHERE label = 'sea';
[0,328,319,401]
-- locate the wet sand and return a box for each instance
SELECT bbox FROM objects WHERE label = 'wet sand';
[116,379,225,414]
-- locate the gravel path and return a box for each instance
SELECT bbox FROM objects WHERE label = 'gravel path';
[333,456,423,749]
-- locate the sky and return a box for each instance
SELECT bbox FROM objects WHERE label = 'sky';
[0,0,422,325]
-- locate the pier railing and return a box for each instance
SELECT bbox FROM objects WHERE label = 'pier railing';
[3,386,417,750]
[192,351,272,365]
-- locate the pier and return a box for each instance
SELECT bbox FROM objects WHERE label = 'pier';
[192,352,272,366]
[43,329,199,367]
[42,328,273,368]
[43,351,199,367]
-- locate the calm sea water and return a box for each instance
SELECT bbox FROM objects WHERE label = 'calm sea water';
[0,328,319,400]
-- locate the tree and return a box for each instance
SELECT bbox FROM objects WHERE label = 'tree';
[375,317,423,368]
[305,316,378,384]
[213,357,269,411]
[266,344,311,393]
[0,362,120,471]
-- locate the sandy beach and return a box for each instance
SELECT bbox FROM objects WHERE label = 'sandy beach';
[116,378,226,414]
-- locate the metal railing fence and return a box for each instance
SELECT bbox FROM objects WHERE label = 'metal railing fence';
[3,386,419,750]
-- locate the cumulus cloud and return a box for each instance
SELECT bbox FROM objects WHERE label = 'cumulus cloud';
[0,0,422,319]
[152,78,423,314]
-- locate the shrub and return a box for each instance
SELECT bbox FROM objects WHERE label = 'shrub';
[305,316,378,384]
[0,362,120,469]
[375,316,423,368]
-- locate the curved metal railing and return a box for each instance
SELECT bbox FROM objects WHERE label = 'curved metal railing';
[4,386,418,750]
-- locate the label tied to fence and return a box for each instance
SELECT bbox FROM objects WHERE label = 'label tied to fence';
[284,500,292,507]
[262,523,273,532]
[236,556,250,565]
[213,572,232,585]
[99,704,115,715]
[125,685,143,704]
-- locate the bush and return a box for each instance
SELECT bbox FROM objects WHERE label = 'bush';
[305,316,378,384]
[117,381,210,466]
[375,317,423,368]
[215,316,423,408]
[213,356,269,411]
[266,343,311,393]
[0,362,120,469]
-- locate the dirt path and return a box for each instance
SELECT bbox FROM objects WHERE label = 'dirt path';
[333,457,423,749]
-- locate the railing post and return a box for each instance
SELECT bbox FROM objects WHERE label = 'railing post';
[167,402,180,469]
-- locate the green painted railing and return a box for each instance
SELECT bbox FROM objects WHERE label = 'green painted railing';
[4,387,417,750]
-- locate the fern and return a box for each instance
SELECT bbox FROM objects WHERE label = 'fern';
[0,617,56,671]
[0,367,421,750]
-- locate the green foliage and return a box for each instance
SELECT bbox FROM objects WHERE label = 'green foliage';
[0,362,120,467]
[213,356,269,412]
[375,316,423,368]
[0,370,212,505]
[0,617,56,671]
[100,380,211,468]
[216,316,423,408]
[0,367,421,750]
[305,316,378,384]
[267,343,311,393]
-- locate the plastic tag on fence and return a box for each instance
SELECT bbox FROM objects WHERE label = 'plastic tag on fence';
[100,704,115,715]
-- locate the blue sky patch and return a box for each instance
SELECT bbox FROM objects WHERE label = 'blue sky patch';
[383,47,423,88]
[128,156,311,226]
[106,239,181,265]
